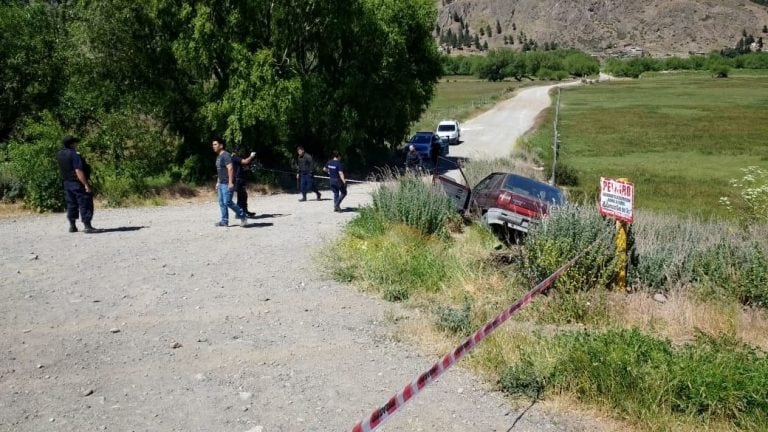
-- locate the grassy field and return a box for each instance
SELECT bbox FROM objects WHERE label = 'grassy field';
[410,76,516,134]
[530,71,768,219]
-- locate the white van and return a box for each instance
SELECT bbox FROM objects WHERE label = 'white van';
[435,120,461,145]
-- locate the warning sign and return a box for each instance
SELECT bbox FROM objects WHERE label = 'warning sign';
[599,177,634,223]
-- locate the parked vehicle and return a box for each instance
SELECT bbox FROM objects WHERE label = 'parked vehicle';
[402,132,449,161]
[438,172,565,241]
[435,120,461,145]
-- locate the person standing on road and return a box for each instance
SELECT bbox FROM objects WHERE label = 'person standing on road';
[429,134,441,174]
[296,146,321,202]
[323,151,347,212]
[56,136,95,233]
[405,145,422,174]
[231,147,258,218]
[212,138,247,227]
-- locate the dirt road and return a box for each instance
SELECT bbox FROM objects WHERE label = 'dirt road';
[451,82,581,161]
[1,85,606,432]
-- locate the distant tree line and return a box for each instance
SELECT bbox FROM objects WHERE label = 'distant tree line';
[0,0,441,210]
[442,49,599,81]
[604,52,768,78]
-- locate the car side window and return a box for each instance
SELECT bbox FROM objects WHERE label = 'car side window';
[475,174,502,192]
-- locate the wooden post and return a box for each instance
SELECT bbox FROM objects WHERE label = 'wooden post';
[614,177,630,292]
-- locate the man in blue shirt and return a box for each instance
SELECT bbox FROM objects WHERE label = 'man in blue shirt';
[212,138,247,227]
[323,151,347,212]
[55,136,95,233]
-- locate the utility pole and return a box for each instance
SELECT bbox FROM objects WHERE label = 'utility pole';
[549,87,561,186]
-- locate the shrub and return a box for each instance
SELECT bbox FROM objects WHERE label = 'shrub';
[371,173,459,236]
[506,328,768,429]
[521,205,616,294]
[710,62,730,78]
[720,166,768,228]
[544,161,580,187]
[434,298,472,335]
[327,224,454,300]
[7,113,66,211]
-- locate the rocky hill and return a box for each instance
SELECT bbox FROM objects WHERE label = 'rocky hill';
[437,0,768,56]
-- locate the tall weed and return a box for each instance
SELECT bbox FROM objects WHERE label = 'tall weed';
[371,173,459,236]
[522,205,615,293]
[503,328,768,430]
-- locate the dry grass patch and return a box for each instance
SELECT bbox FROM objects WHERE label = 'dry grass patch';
[614,290,768,349]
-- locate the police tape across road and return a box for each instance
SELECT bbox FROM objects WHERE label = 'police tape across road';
[255,167,374,184]
[351,235,608,432]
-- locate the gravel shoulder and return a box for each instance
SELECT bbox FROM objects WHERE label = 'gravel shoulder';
[1,84,611,432]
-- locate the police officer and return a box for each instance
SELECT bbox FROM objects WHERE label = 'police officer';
[323,150,347,212]
[429,134,442,174]
[56,136,95,233]
[296,146,321,202]
[231,147,258,218]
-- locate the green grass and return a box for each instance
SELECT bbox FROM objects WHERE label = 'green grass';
[411,76,516,134]
[527,71,768,219]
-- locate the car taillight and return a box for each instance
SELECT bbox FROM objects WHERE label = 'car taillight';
[496,192,539,218]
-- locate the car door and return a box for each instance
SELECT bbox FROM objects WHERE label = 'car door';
[471,173,505,214]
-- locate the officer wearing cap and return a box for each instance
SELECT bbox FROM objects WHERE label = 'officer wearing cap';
[231,147,258,218]
[56,136,95,233]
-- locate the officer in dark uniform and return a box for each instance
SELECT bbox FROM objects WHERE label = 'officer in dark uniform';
[231,147,258,218]
[429,134,442,174]
[296,146,321,202]
[56,136,95,233]
[323,150,347,212]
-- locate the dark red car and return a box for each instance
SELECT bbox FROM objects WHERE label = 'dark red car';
[439,172,565,239]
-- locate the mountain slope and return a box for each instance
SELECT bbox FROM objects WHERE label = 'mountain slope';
[438,0,768,56]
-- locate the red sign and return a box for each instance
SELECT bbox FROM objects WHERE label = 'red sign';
[599,177,634,223]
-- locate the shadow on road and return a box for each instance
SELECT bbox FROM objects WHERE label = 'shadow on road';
[250,213,288,219]
[242,222,274,228]
[91,226,146,234]
[506,395,540,431]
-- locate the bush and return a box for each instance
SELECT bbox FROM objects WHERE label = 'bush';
[521,205,616,294]
[7,113,67,211]
[434,298,472,335]
[710,62,730,78]
[506,328,768,429]
[327,224,454,300]
[371,173,459,236]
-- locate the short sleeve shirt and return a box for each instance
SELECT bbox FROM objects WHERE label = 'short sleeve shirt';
[326,159,344,182]
[216,151,233,183]
[231,155,246,181]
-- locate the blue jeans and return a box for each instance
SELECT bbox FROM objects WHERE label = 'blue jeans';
[217,183,244,224]
[331,181,347,209]
[299,173,319,197]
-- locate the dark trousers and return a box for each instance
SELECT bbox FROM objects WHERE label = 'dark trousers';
[299,173,319,197]
[235,180,249,214]
[63,181,93,224]
[331,181,347,209]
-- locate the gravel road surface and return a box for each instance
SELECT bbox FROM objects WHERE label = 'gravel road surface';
[1,84,608,432]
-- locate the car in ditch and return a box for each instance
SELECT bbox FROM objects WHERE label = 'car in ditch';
[438,172,565,241]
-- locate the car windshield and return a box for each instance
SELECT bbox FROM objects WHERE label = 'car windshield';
[437,124,456,132]
[503,175,564,205]
[410,134,432,144]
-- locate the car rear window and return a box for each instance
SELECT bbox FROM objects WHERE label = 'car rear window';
[437,124,456,132]
[503,175,564,205]
[410,134,432,144]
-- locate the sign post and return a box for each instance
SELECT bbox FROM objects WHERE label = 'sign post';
[599,177,635,292]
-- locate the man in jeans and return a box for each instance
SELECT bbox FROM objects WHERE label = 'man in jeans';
[296,146,321,202]
[212,138,247,227]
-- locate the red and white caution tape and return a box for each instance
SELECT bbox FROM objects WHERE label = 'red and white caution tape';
[351,237,604,432]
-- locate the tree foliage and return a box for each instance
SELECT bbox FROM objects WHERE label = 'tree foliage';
[0,0,441,209]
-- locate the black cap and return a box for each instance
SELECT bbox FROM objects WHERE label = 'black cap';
[62,136,80,148]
